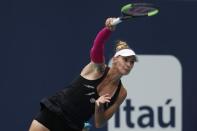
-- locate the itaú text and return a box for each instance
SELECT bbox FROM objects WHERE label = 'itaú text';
[113,99,176,128]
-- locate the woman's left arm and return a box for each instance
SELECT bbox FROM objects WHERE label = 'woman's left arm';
[94,86,127,128]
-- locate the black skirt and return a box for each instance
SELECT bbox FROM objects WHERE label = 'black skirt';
[34,107,81,131]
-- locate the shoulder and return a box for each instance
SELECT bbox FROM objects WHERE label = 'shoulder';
[81,62,106,74]
[89,62,106,73]
[80,62,107,80]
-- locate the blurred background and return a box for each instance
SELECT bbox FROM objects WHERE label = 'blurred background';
[0,0,196,131]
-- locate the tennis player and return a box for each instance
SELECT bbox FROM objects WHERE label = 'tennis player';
[29,17,137,131]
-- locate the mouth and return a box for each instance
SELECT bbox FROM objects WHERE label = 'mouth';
[124,68,131,72]
[125,66,131,70]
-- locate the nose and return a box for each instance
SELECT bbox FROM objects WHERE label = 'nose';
[126,61,134,68]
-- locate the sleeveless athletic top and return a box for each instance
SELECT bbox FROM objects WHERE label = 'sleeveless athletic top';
[40,67,122,130]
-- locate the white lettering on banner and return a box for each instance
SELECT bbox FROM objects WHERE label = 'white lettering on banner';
[108,55,182,131]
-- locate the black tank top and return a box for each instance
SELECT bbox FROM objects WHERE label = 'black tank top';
[40,67,122,130]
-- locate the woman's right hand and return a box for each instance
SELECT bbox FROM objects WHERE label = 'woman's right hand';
[105,18,116,31]
[95,94,111,107]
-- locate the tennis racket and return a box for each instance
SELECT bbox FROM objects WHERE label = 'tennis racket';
[112,3,159,25]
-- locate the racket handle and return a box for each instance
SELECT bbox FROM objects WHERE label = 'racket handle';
[111,17,122,26]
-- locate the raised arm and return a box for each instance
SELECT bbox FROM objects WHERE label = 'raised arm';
[90,18,116,64]
[81,18,115,80]
[90,27,112,64]
[80,18,116,79]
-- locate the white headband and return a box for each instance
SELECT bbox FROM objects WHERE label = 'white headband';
[114,49,136,57]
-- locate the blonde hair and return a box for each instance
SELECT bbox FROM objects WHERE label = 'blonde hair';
[115,40,130,52]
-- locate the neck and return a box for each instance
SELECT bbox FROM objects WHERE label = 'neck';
[107,67,122,83]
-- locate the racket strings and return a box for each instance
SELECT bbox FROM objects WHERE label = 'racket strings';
[129,7,156,15]
[119,3,159,20]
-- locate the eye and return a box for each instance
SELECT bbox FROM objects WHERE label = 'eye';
[123,57,129,62]
[130,60,135,65]
[123,57,135,64]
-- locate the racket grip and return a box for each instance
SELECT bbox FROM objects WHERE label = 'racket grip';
[111,17,122,26]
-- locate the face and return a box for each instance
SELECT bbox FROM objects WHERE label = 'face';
[112,55,135,75]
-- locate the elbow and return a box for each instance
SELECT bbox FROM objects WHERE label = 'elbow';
[95,123,102,128]
[95,121,105,128]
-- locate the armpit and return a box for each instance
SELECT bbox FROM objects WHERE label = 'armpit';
[91,62,106,73]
